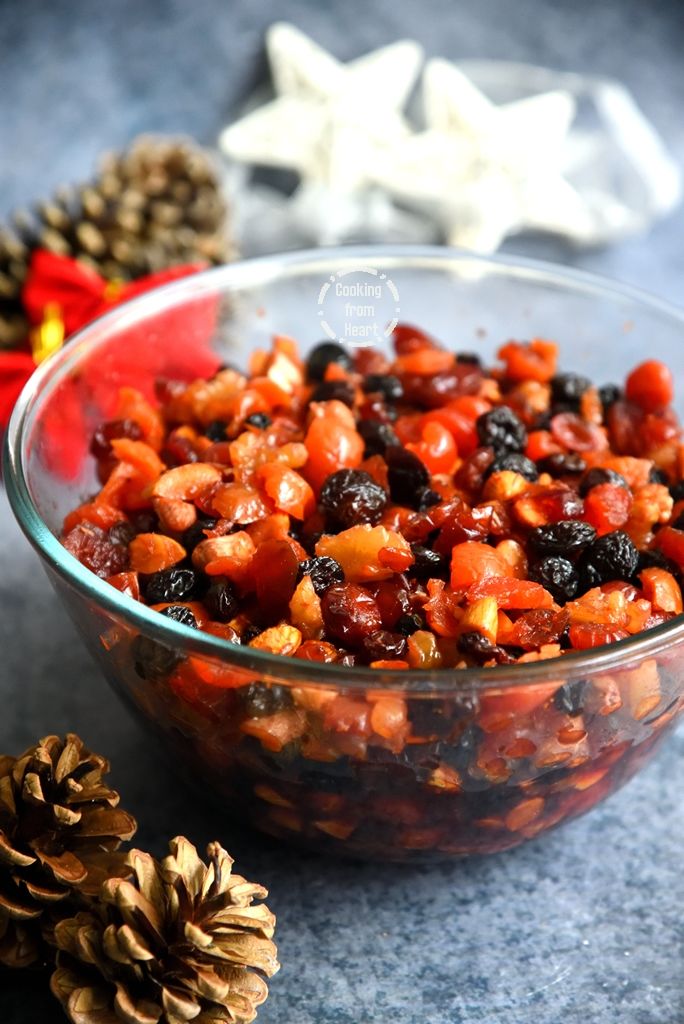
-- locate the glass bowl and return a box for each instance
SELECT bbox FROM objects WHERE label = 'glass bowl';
[5,246,684,861]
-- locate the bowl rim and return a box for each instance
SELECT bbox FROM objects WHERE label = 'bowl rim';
[6,243,684,693]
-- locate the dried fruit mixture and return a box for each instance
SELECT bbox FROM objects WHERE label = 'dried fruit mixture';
[63,328,684,668]
[58,327,684,857]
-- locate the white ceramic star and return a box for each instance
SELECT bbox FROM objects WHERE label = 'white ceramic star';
[219,23,423,193]
[372,58,597,251]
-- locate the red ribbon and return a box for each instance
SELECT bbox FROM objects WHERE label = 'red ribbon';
[0,250,221,479]
[0,250,213,434]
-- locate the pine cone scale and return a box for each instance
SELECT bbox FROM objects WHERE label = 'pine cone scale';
[0,829,36,868]
[76,806,137,840]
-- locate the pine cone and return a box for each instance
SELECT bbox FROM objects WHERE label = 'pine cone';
[0,734,137,969]
[0,135,234,348]
[0,227,29,348]
[15,135,233,283]
[51,837,279,1024]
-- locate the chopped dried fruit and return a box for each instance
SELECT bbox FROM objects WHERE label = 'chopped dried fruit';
[57,328,684,856]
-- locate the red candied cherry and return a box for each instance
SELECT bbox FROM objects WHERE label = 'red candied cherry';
[625,360,674,413]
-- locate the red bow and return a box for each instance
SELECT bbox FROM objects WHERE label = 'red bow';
[0,250,221,476]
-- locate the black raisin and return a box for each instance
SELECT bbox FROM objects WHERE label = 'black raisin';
[553,679,587,716]
[396,612,425,635]
[476,406,527,455]
[579,530,639,587]
[238,682,294,717]
[160,605,198,628]
[108,521,135,548]
[457,632,511,664]
[362,630,408,662]
[205,420,228,442]
[536,452,587,476]
[455,352,482,365]
[245,412,271,429]
[297,556,345,596]
[144,567,201,604]
[385,446,430,508]
[550,373,591,409]
[182,515,219,553]
[598,384,622,409]
[648,466,669,485]
[637,549,679,575]
[362,374,404,401]
[241,625,261,644]
[578,467,628,496]
[358,419,399,457]
[485,452,539,482]
[529,521,597,558]
[129,510,159,534]
[408,544,447,579]
[204,579,239,621]
[310,379,356,406]
[132,636,180,682]
[417,487,442,510]
[671,511,684,531]
[306,342,353,381]
[529,557,579,603]
[319,469,387,530]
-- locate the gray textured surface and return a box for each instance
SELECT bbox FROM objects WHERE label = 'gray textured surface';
[2,2,684,1022]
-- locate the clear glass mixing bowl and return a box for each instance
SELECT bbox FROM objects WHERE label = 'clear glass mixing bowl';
[5,246,684,860]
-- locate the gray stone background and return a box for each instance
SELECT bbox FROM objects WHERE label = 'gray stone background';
[1,1,684,1021]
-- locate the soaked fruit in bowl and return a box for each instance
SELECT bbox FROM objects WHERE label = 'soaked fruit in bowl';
[60,327,684,858]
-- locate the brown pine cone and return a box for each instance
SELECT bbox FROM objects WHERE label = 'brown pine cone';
[51,837,279,1024]
[0,734,137,969]
[16,135,233,283]
[0,135,234,350]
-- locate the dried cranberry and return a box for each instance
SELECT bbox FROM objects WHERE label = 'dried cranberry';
[321,584,382,645]
[319,469,387,530]
[399,366,481,408]
[62,524,129,578]
[89,418,143,460]
[536,453,586,476]
[362,630,408,662]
